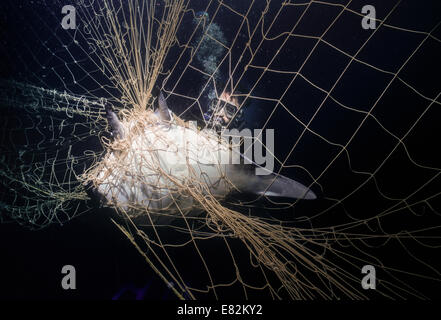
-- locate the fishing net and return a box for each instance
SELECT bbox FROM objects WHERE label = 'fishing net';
[1,0,440,299]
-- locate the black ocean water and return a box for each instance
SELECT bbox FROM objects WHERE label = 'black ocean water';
[0,0,440,300]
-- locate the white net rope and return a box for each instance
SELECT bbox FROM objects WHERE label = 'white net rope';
[0,0,440,299]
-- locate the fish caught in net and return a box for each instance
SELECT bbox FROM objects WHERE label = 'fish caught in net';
[0,0,440,300]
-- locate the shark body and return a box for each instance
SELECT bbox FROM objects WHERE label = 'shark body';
[85,93,316,223]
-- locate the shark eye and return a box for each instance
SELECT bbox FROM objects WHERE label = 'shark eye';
[224,103,237,118]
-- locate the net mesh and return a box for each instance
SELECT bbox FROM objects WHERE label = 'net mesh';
[1,0,440,299]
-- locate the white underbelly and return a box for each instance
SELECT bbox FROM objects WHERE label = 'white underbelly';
[93,123,232,218]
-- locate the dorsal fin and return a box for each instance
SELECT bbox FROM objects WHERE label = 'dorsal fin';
[155,91,172,122]
[105,103,124,139]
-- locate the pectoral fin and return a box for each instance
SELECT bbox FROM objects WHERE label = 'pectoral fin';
[226,149,317,200]
[256,173,317,200]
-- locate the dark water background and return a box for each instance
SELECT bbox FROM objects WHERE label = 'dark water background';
[0,0,440,299]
